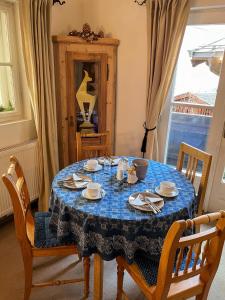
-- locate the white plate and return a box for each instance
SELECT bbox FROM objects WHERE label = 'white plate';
[63,181,89,190]
[82,188,106,200]
[128,192,164,212]
[155,186,179,198]
[98,156,120,166]
[83,164,103,172]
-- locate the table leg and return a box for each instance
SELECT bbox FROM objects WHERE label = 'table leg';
[93,253,104,300]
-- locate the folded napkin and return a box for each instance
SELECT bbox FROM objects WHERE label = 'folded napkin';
[58,173,90,189]
[145,196,163,203]
[73,173,83,181]
[60,180,88,188]
[131,194,163,207]
[131,194,145,206]
[74,181,88,188]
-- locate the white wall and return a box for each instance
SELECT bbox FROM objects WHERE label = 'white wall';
[51,0,84,35]
[82,0,147,156]
[52,0,147,156]
[191,0,225,8]
[51,0,225,157]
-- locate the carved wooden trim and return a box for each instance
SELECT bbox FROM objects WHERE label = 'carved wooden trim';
[52,35,119,46]
[69,23,104,43]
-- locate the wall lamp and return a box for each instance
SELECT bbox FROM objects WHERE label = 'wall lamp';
[53,0,65,5]
[134,0,147,5]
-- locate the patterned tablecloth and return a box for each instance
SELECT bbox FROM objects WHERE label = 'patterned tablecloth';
[49,158,196,263]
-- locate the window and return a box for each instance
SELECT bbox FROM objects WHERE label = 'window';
[164,25,224,169]
[0,2,22,122]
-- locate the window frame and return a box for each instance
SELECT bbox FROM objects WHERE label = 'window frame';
[0,1,23,123]
[158,6,225,163]
[158,4,225,211]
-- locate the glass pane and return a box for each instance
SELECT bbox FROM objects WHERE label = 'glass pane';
[75,61,99,133]
[0,66,15,112]
[166,25,225,169]
[0,10,10,63]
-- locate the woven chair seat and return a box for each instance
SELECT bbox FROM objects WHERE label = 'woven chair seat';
[134,253,200,286]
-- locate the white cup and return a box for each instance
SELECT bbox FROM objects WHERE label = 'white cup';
[86,159,98,170]
[87,182,101,198]
[160,181,176,194]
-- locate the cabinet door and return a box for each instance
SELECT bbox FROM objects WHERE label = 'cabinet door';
[66,52,108,163]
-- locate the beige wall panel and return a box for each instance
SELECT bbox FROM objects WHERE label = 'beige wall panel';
[52,0,225,157]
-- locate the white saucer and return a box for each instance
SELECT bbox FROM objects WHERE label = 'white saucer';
[98,156,120,166]
[155,186,179,198]
[83,164,102,172]
[82,188,106,200]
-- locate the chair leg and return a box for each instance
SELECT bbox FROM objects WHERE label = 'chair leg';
[83,257,90,298]
[196,295,203,300]
[196,291,209,300]
[116,262,125,300]
[23,256,33,300]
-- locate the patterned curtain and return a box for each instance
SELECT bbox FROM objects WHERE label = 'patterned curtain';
[19,0,59,211]
[141,0,190,159]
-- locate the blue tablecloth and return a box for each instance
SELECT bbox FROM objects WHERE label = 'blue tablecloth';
[49,158,196,263]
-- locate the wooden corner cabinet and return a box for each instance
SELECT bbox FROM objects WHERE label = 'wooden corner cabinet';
[52,35,119,168]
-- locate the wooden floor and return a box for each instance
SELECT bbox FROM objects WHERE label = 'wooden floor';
[0,221,225,300]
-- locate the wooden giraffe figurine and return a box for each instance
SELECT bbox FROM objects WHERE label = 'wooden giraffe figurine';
[76,70,96,126]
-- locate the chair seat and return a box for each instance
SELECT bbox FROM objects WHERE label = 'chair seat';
[134,256,159,286]
[34,212,73,248]
[134,253,200,286]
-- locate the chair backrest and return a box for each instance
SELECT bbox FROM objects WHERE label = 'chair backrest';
[176,143,212,216]
[2,156,34,248]
[154,211,225,299]
[76,131,111,161]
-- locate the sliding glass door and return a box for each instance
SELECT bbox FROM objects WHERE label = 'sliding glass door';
[165,25,224,168]
[159,5,225,211]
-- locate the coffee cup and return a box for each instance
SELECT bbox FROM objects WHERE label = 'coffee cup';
[87,182,101,198]
[132,159,148,180]
[159,181,176,195]
[86,159,98,170]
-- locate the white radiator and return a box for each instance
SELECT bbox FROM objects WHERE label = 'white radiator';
[0,140,40,218]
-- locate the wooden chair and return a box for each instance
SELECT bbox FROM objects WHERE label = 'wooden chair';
[76,131,111,161]
[176,143,212,217]
[2,156,90,300]
[116,211,225,300]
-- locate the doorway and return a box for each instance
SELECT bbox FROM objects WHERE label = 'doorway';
[159,6,225,211]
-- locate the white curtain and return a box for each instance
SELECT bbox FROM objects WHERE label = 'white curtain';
[141,0,190,159]
[19,0,59,211]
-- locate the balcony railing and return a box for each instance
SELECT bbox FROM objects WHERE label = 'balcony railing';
[166,102,213,168]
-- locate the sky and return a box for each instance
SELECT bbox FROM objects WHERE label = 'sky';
[174,25,225,102]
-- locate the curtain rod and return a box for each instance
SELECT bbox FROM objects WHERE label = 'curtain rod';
[52,0,147,6]
[191,5,225,11]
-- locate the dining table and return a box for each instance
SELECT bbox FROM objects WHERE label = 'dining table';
[49,157,196,300]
